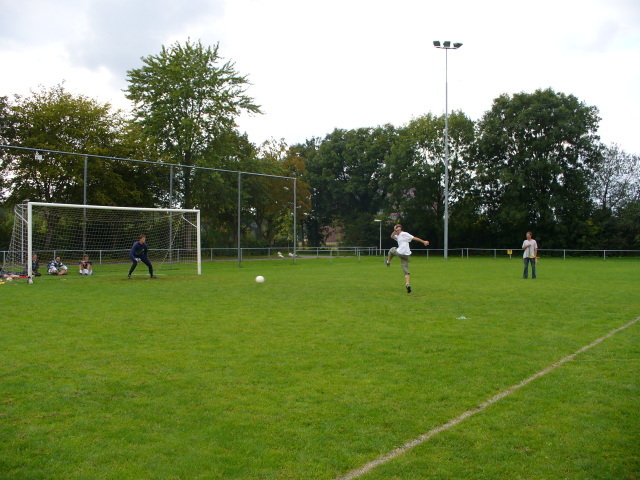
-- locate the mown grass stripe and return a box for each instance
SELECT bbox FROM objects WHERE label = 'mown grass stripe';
[335,315,640,480]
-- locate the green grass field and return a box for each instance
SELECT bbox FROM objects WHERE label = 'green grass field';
[1,256,639,479]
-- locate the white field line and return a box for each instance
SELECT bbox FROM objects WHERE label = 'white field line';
[335,316,640,480]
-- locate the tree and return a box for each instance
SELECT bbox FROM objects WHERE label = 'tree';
[250,140,312,246]
[0,95,16,147]
[475,88,601,248]
[615,199,640,249]
[588,144,640,248]
[0,96,17,206]
[590,144,640,214]
[0,85,130,206]
[125,39,262,209]
[384,111,476,249]
[192,130,257,248]
[301,126,396,245]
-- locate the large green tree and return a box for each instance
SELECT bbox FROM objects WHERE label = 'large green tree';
[249,140,311,246]
[125,39,262,209]
[384,111,476,249]
[590,144,639,214]
[475,88,601,248]
[193,130,258,248]
[0,95,16,148]
[589,144,640,248]
[301,126,396,245]
[0,85,133,206]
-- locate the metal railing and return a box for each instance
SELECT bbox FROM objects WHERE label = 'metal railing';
[3,246,639,267]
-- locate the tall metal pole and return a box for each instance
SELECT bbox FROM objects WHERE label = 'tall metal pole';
[169,165,174,268]
[444,48,450,260]
[433,41,462,260]
[27,202,33,279]
[83,155,88,254]
[293,177,297,264]
[237,172,242,267]
[83,155,88,205]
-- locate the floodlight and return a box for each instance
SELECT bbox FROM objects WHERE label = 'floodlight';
[432,40,464,259]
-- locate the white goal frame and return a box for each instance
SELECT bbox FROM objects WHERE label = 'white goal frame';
[25,202,201,277]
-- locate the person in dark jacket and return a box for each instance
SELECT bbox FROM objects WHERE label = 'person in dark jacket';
[128,235,157,279]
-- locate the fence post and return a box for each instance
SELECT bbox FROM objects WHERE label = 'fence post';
[237,172,242,268]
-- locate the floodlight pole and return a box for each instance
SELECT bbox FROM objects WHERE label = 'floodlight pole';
[83,155,88,254]
[293,177,297,264]
[433,40,462,259]
[374,219,382,255]
[238,172,242,267]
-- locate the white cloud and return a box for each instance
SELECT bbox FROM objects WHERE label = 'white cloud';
[0,0,639,152]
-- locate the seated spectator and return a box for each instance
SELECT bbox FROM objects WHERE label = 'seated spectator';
[32,254,41,276]
[78,254,93,276]
[0,268,20,280]
[48,256,68,276]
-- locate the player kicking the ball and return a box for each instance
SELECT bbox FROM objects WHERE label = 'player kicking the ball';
[128,234,157,279]
[386,224,429,293]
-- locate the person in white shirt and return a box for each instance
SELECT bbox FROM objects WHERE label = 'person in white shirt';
[522,231,538,279]
[386,224,430,293]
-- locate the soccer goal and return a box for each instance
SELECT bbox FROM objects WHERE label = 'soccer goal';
[6,202,201,278]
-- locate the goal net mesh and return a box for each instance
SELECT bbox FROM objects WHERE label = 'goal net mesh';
[5,203,200,276]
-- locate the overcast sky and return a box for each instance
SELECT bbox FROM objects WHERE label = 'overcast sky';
[1,0,639,153]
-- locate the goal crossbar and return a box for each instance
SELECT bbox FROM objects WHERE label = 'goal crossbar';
[27,202,200,214]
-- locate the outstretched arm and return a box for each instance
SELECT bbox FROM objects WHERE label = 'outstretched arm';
[412,237,429,246]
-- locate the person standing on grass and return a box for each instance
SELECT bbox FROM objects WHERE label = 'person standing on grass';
[522,231,538,279]
[386,224,429,294]
[128,235,157,279]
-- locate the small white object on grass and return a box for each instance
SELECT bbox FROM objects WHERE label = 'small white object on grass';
[255,275,265,283]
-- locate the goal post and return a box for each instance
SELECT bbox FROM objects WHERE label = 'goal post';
[7,202,201,278]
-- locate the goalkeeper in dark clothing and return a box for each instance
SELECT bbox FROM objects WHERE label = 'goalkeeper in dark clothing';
[128,235,157,279]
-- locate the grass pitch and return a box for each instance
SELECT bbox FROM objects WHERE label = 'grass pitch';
[1,256,639,479]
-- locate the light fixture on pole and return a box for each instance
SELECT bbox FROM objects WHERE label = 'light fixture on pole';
[374,219,382,255]
[433,40,462,259]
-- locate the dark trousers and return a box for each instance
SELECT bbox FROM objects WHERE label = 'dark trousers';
[129,256,153,276]
[523,257,536,279]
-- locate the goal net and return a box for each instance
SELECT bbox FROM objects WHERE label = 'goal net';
[5,202,201,278]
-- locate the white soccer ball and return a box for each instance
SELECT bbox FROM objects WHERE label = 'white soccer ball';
[255,275,265,284]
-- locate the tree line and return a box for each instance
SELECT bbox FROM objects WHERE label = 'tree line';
[1,39,638,251]
[300,93,639,251]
